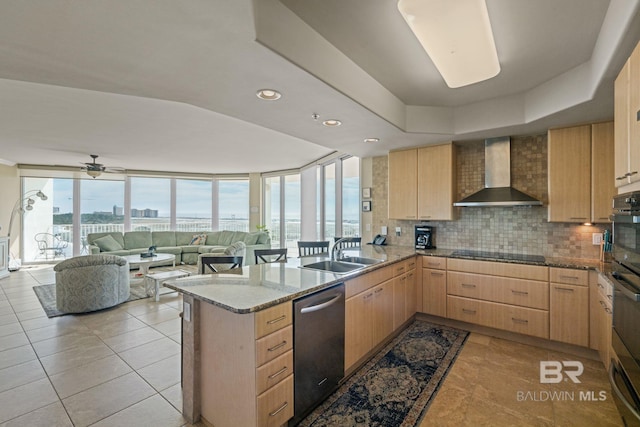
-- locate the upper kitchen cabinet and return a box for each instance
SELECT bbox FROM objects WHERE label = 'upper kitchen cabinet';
[548,122,614,223]
[388,148,417,220]
[591,122,616,223]
[388,143,456,221]
[417,143,456,221]
[548,125,591,222]
[615,40,640,189]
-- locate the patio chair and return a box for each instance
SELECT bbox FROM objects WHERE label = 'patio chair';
[35,233,68,260]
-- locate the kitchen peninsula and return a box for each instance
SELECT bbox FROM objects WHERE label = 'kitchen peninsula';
[164,245,417,426]
[165,246,604,426]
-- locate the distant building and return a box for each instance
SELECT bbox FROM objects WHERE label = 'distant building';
[131,208,158,218]
[53,207,60,214]
[113,205,124,216]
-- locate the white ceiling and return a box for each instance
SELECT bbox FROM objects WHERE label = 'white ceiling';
[0,0,639,175]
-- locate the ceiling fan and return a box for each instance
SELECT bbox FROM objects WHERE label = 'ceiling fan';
[81,154,124,178]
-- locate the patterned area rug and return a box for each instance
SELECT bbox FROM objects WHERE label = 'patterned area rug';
[299,320,469,427]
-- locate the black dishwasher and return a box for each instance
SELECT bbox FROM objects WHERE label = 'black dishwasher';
[290,283,345,426]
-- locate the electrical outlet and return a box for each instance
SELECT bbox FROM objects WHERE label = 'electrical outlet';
[592,233,603,245]
[381,226,387,235]
[183,302,191,322]
[395,226,401,236]
[365,223,371,232]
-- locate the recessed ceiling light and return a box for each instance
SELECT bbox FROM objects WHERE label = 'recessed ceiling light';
[364,138,380,143]
[322,119,342,127]
[256,89,282,100]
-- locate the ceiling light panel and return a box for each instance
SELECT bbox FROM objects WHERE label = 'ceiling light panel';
[397,0,501,88]
[256,89,282,100]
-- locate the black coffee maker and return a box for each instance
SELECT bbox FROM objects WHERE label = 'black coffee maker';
[415,225,435,249]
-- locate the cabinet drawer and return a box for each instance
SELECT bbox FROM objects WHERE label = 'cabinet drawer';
[257,374,294,427]
[448,258,548,281]
[256,325,293,366]
[422,256,446,270]
[447,296,549,339]
[393,262,406,277]
[550,267,588,286]
[256,350,293,395]
[405,257,417,271]
[447,272,549,310]
[255,302,292,339]
[345,266,394,298]
[596,273,613,303]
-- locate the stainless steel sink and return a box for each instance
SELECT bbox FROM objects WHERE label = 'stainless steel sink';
[301,260,366,274]
[338,256,383,265]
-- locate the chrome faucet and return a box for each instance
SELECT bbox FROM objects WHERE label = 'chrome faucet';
[331,238,349,261]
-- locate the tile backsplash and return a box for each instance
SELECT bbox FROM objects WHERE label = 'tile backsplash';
[372,134,608,260]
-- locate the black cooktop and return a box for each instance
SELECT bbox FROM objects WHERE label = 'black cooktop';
[451,249,545,264]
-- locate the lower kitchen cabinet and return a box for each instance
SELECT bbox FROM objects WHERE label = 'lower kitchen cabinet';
[422,268,447,317]
[549,268,589,347]
[345,289,374,370]
[590,272,613,369]
[421,256,447,317]
[372,280,394,348]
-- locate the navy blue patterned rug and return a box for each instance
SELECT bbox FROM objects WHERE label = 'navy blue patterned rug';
[299,320,469,427]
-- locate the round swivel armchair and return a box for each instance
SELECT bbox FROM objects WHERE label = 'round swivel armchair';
[55,254,130,313]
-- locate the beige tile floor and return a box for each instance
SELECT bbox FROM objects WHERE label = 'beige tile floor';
[0,265,192,427]
[424,333,623,426]
[0,265,625,426]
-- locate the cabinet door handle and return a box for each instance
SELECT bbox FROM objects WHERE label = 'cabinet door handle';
[554,287,575,292]
[630,171,638,177]
[426,262,442,267]
[269,402,289,417]
[268,366,289,380]
[616,174,629,181]
[461,283,476,288]
[375,288,384,294]
[559,275,579,280]
[511,317,529,324]
[462,308,476,315]
[430,272,444,277]
[597,283,604,289]
[511,290,529,296]
[568,218,587,220]
[268,341,287,352]
[605,307,612,314]
[267,315,287,325]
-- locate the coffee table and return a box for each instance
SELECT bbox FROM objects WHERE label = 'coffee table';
[122,253,176,275]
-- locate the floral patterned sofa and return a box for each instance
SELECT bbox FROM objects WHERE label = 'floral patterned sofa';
[86,230,270,265]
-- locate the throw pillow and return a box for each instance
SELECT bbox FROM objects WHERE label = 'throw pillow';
[93,235,123,252]
[190,233,207,245]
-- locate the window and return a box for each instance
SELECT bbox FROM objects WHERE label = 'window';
[218,179,249,232]
[81,179,125,254]
[22,177,73,262]
[176,179,212,232]
[323,163,336,240]
[341,156,360,237]
[263,174,301,251]
[130,177,171,231]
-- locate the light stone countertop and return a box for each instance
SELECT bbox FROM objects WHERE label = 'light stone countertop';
[165,245,607,314]
[164,245,417,314]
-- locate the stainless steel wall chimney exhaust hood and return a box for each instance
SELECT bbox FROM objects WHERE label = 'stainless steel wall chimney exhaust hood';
[453,137,543,207]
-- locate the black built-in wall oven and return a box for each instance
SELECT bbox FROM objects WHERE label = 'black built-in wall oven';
[609,191,640,426]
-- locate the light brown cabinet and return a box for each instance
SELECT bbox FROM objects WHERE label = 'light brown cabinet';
[446,258,550,339]
[388,143,456,221]
[590,271,613,370]
[200,301,294,427]
[548,122,614,223]
[615,40,640,188]
[421,256,447,317]
[417,143,456,221]
[549,267,589,347]
[345,288,374,370]
[388,148,417,219]
[591,122,616,222]
[548,125,592,222]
